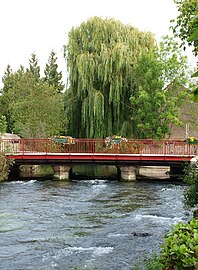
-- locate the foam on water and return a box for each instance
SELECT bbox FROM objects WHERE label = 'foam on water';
[87,179,108,184]
[22,180,37,185]
[63,246,114,256]
[7,180,25,184]
[7,180,37,185]
[43,246,114,263]
[108,233,128,238]
[134,214,183,224]
[92,184,107,193]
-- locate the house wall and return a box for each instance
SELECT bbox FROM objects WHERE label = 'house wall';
[169,96,198,139]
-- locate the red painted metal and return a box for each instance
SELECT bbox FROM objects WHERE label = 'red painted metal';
[1,138,197,165]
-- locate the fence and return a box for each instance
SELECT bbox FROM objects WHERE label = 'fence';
[0,138,197,156]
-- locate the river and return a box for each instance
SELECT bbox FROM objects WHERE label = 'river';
[0,178,191,270]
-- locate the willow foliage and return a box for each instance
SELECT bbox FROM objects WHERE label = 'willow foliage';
[64,17,155,138]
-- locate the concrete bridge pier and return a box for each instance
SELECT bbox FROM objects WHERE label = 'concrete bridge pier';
[52,165,72,180]
[118,166,138,181]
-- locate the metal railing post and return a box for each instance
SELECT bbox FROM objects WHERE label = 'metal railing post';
[164,140,166,155]
[21,139,24,154]
[46,138,48,154]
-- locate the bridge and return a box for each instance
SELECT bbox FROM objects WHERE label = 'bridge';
[1,138,197,181]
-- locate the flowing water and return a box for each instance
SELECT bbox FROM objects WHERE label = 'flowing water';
[0,178,191,270]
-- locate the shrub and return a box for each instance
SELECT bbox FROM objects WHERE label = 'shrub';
[0,153,14,181]
[158,219,198,269]
[136,219,198,270]
[182,165,198,209]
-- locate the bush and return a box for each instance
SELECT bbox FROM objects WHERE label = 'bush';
[0,153,14,181]
[158,219,198,269]
[135,219,198,270]
[182,165,198,209]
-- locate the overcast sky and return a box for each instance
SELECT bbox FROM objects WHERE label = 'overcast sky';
[0,0,196,87]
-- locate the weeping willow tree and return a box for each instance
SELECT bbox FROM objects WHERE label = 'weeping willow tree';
[64,17,156,138]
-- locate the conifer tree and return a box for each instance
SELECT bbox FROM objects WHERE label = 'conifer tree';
[1,65,13,94]
[0,65,14,131]
[0,116,7,134]
[44,50,64,93]
[27,53,40,80]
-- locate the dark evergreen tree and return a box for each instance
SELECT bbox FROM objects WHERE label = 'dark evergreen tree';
[0,65,14,132]
[1,65,13,94]
[27,53,40,80]
[44,50,64,93]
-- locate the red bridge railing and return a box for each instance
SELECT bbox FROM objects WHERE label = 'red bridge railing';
[1,138,197,156]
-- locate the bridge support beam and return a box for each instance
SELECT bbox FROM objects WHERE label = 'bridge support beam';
[118,166,137,181]
[52,165,72,180]
[169,166,184,180]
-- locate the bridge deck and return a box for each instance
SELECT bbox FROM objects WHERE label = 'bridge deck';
[1,138,197,166]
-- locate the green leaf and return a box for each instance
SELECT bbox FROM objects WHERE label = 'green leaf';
[191,71,198,78]
[194,232,198,241]
[188,28,198,42]
[179,244,188,254]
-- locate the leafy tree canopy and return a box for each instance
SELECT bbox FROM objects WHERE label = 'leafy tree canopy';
[64,17,190,139]
[131,34,190,139]
[171,0,198,101]
[64,16,156,138]
[131,52,183,139]
[171,0,198,55]
[1,68,65,137]
[158,36,189,86]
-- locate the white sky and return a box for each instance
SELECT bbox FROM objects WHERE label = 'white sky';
[0,0,196,87]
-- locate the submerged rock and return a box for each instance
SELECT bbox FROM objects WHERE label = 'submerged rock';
[132,232,152,237]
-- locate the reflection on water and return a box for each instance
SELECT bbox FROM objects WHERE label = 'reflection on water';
[0,178,191,270]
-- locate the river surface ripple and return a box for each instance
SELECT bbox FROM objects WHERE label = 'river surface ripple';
[0,179,191,270]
